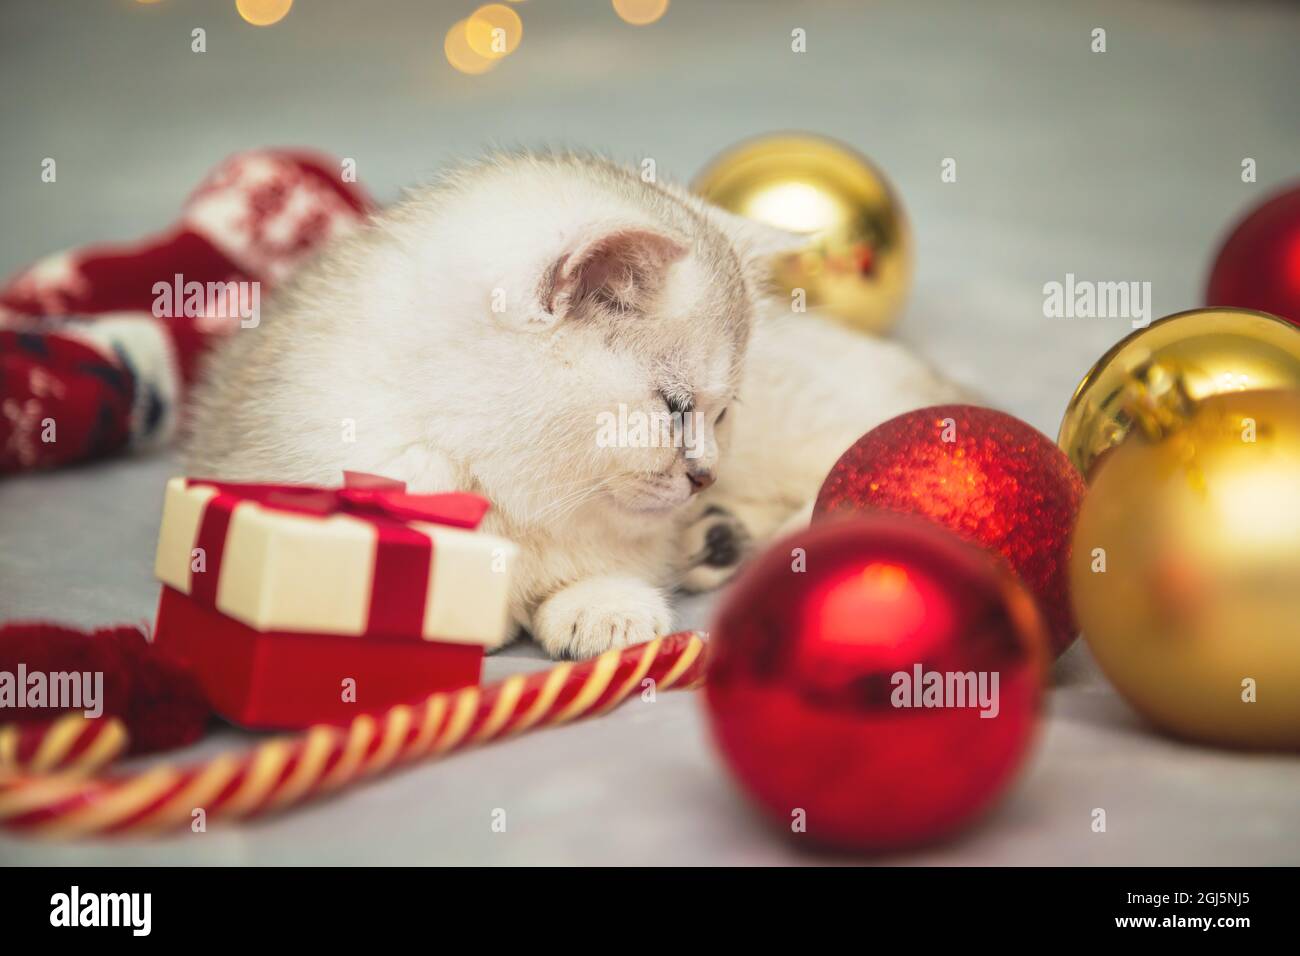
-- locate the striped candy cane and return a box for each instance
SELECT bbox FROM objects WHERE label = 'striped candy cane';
[0,631,707,838]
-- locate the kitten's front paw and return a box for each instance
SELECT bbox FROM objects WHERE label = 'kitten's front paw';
[532,576,672,660]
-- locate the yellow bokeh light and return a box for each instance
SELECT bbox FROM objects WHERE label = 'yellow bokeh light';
[236,0,293,27]
[612,0,669,26]
[445,19,498,76]
[466,4,523,59]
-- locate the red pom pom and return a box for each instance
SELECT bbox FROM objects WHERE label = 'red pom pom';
[0,621,210,754]
[1207,181,1300,328]
[813,405,1086,656]
[704,515,1047,851]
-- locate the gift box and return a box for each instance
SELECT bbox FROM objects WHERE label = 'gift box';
[152,473,517,729]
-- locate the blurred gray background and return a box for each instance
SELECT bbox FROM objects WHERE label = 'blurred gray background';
[1,0,1298,865]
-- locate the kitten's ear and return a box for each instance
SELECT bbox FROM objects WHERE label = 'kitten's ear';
[539,225,689,322]
[705,207,807,295]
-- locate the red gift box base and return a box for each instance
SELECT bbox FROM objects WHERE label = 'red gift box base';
[153,586,483,730]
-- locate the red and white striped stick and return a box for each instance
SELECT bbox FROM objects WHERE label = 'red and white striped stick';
[0,631,707,838]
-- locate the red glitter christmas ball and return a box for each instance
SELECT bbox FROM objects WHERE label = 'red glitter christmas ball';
[1206,181,1300,328]
[813,405,1086,656]
[704,514,1048,851]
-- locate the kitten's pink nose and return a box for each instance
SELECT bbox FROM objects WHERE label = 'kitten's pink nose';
[686,468,716,493]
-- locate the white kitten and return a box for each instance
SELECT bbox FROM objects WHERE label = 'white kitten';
[186,152,965,659]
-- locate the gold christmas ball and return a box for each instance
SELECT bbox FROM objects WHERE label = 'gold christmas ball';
[1070,389,1300,750]
[693,133,911,336]
[1058,307,1300,479]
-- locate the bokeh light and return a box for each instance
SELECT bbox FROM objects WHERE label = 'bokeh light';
[236,0,293,27]
[813,561,951,660]
[745,181,842,234]
[612,0,669,26]
[466,4,523,59]
[445,19,497,76]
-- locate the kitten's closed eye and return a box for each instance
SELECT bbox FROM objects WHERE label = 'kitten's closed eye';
[660,390,693,415]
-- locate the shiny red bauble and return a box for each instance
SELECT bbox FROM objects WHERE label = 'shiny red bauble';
[704,514,1048,852]
[1207,182,1300,327]
[813,405,1085,656]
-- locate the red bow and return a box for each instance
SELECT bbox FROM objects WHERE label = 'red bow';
[192,472,490,531]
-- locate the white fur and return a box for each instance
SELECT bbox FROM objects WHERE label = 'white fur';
[186,151,966,659]
[682,302,970,581]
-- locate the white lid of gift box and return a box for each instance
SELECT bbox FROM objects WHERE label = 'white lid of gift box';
[154,477,517,646]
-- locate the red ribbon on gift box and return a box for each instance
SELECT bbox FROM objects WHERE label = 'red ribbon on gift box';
[185,473,491,639]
